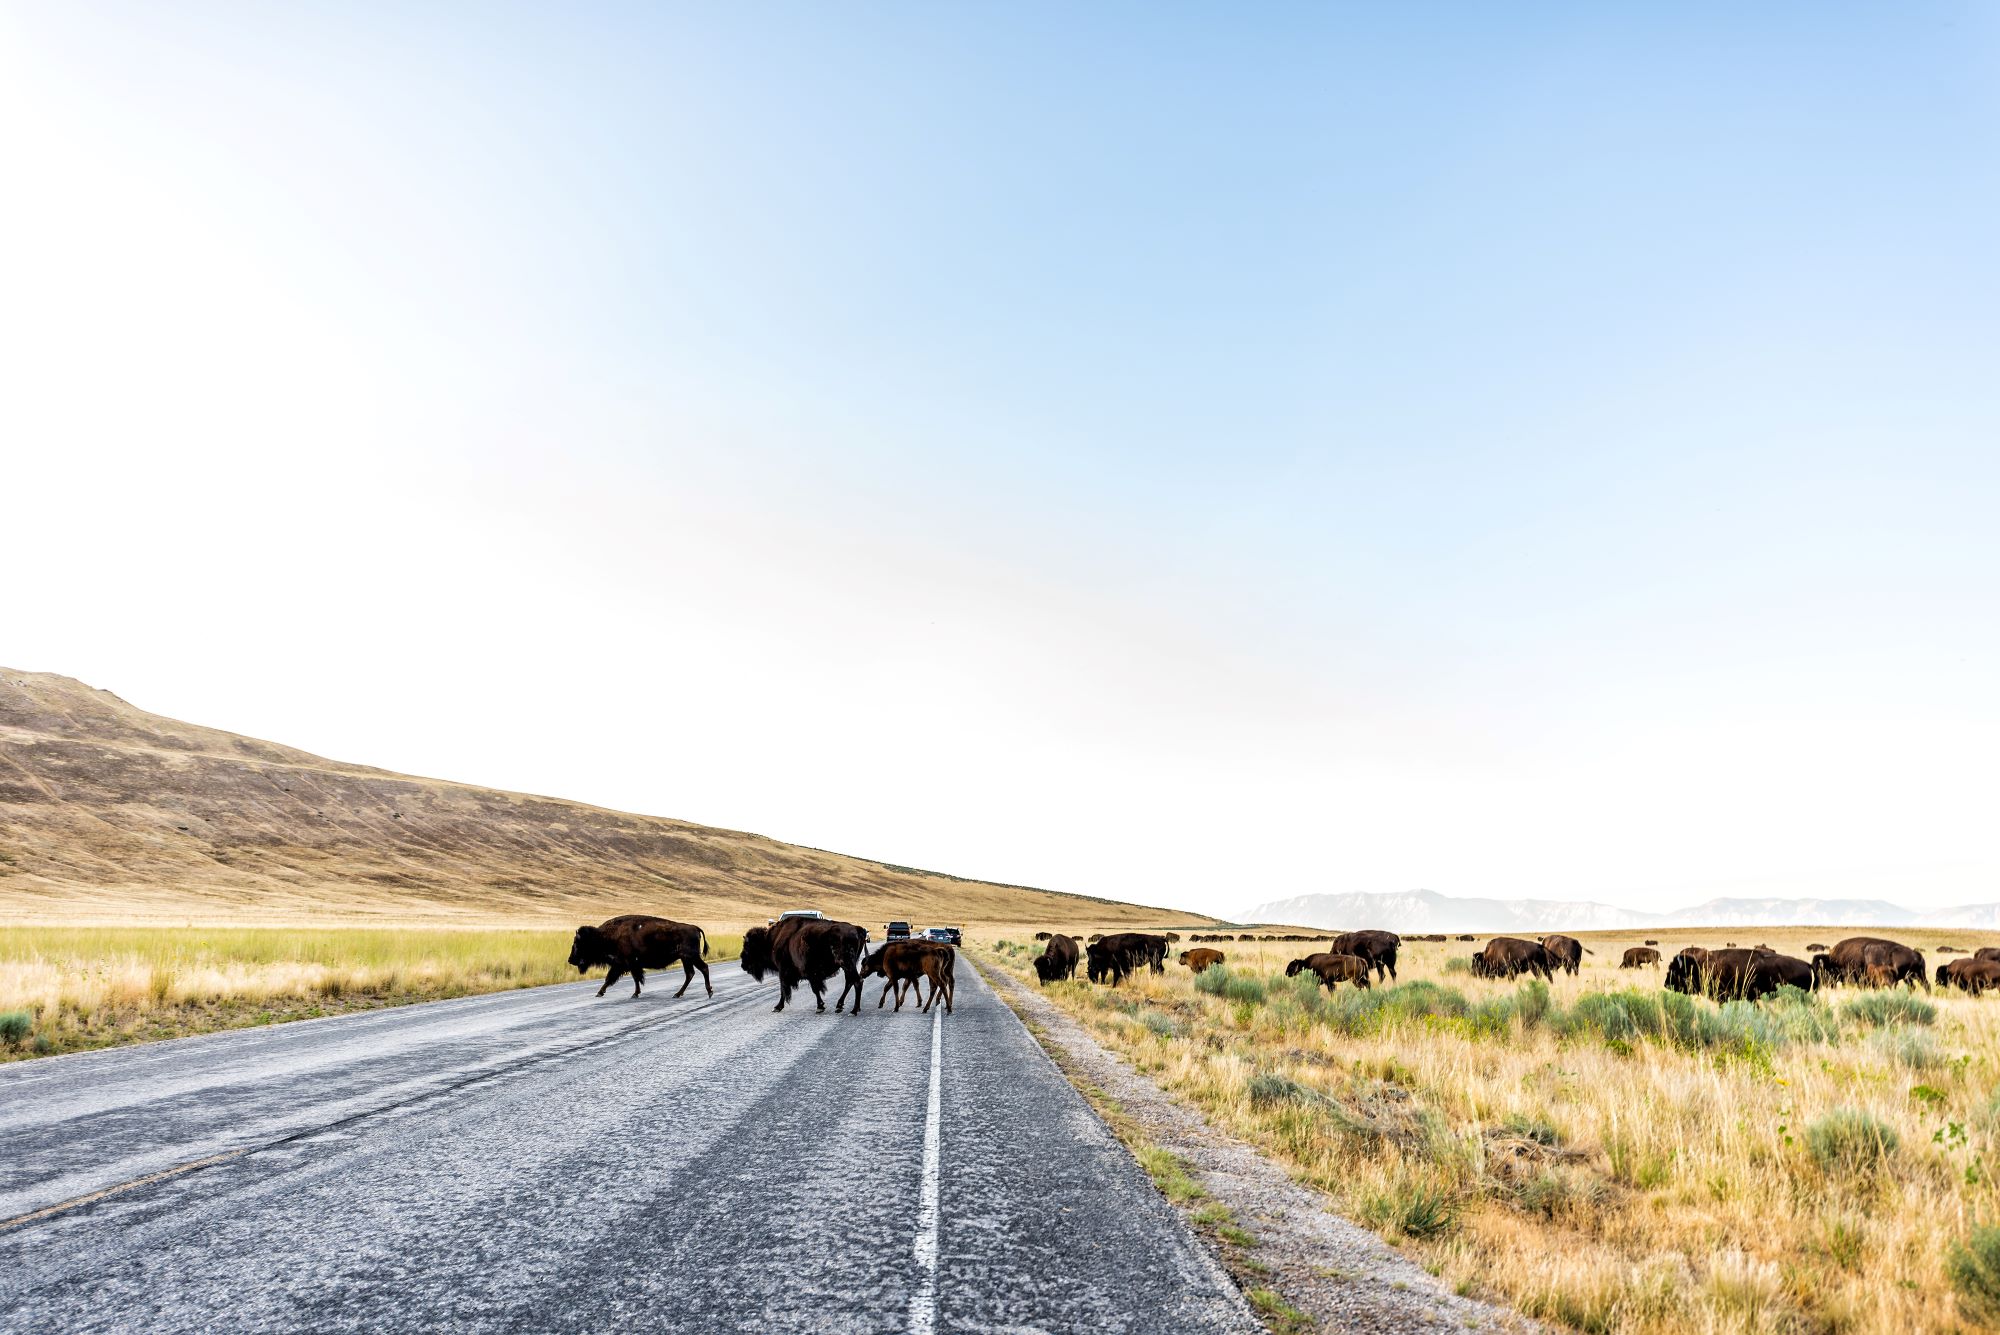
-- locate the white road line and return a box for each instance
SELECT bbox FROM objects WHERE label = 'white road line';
[908,1003,944,1335]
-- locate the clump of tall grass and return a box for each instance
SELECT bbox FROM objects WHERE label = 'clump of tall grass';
[0,1009,32,1046]
[1947,1224,2000,1326]
[1805,1107,1900,1173]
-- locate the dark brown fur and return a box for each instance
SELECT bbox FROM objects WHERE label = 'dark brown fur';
[1033,934,1081,984]
[739,917,869,1015]
[568,915,711,999]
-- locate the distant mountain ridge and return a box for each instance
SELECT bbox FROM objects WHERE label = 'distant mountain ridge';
[1244,888,2000,934]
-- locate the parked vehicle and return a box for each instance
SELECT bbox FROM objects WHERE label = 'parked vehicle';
[886,920,914,941]
[924,926,963,946]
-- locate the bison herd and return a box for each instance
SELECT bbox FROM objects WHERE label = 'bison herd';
[567,916,2000,1021]
[567,914,959,1017]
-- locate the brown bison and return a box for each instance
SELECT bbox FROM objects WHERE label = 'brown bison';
[1976,947,2000,965]
[1179,948,1226,974]
[1666,947,1755,998]
[1087,932,1167,986]
[1033,931,1053,941]
[1940,959,2000,995]
[1667,948,1813,1000]
[1748,953,1816,998]
[739,916,869,1014]
[1034,934,1081,984]
[1806,943,1829,952]
[1472,937,1554,982]
[1820,937,1929,992]
[1539,935,1592,975]
[860,941,956,1013]
[1323,930,1400,982]
[1619,946,1661,969]
[1457,934,1476,941]
[1643,939,1659,946]
[568,915,711,999]
[1296,953,1371,990]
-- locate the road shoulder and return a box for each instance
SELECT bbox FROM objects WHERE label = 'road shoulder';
[978,957,1541,1335]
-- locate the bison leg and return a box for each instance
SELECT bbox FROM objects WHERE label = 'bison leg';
[809,977,827,1012]
[774,970,794,1012]
[673,956,711,998]
[842,963,862,1016]
[878,979,894,1008]
[630,967,645,998]
[597,965,624,998]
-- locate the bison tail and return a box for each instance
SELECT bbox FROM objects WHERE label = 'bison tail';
[701,929,709,959]
[1581,946,1595,955]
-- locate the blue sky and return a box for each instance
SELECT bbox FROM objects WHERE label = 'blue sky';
[5,3,1997,915]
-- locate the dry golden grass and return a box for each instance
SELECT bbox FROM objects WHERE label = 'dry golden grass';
[983,928,2000,1334]
[0,925,745,1060]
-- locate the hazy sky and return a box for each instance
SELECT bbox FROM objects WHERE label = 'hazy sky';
[6,4,1998,917]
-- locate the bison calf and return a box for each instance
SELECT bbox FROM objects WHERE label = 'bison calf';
[1179,948,1225,974]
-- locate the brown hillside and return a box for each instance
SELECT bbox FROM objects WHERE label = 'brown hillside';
[0,670,1197,929]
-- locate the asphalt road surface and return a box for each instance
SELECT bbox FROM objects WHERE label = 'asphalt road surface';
[1,959,1257,1335]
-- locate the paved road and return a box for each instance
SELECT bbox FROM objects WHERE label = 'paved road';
[0,960,1256,1334]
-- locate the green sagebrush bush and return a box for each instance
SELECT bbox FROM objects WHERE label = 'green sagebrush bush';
[1804,1107,1899,1173]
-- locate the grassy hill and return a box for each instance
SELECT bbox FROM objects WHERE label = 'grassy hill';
[0,670,1196,929]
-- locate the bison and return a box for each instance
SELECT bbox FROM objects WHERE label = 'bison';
[1619,946,1661,969]
[1034,934,1081,984]
[1539,935,1592,976]
[1940,959,2000,996]
[1324,930,1400,982]
[1667,948,1811,1000]
[1747,953,1815,998]
[1299,953,1371,990]
[861,941,956,1013]
[739,916,869,1014]
[1473,937,1555,981]
[1087,932,1167,986]
[1976,947,2000,965]
[1179,948,1225,974]
[568,915,711,999]
[1822,937,1929,992]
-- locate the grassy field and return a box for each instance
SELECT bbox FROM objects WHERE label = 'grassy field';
[982,926,2000,1334]
[0,925,745,1060]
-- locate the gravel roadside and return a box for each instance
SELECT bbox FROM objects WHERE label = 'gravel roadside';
[979,957,1544,1335]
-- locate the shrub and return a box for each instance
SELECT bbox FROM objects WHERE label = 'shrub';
[1247,1072,1315,1107]
[1194,964,1232,997]
[1870,1027,1941,1070]
[1947,1224,2000,1327]
[1221,973,1267,1004]
[1805,1108,1900,1173]
[1842,991,1937,1028]
[1364,1173,1456,1239]
[1142,1010,1183,1039]
[0,1010,31,1045]
[1514,978,1552,1029]
[1441,955,1471,974]
[1561,990,1663,1043]
[1502,1112,1561,1147]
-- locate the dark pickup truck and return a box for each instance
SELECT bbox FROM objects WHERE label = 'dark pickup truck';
[885,921,914,942]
